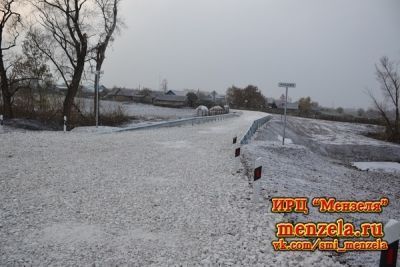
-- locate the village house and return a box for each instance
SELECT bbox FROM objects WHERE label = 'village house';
[153,94,187,108]
[196,90,226,105]
[104,88,137,101]
[53,84,108,98]
[165,90,188,97]
[132,90,164,104]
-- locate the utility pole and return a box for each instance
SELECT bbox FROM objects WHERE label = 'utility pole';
[93,68,104,128]
[283,86,288,145]
[161,79,168,94]
[278,82,296,145]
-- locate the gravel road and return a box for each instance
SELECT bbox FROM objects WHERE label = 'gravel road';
[1,111,343,266]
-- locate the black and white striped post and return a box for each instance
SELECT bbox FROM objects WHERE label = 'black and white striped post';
[232,144,241,176]
[380,219,400,267]
[232,142,241,171]
[234,146,241,158]
[63,116,67,132]
[252,157,263,204]
[231,135,241,171]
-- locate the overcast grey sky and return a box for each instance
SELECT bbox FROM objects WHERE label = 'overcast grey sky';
[101,0,400,109]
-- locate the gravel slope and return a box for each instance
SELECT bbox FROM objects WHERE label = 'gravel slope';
[1,111,343,266]
[243,115,400,267]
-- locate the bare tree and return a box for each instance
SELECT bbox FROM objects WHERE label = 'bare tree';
[92,0,121,117]
[298,97,312,114]
[367,56,400,142]
[0,0,21,118]
[226,85,265,110]
[18,29,54,112]
[30,0,90,123]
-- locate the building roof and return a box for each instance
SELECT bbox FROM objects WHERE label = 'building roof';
[150,91,165,97]
[214,94,225,100]
[198,94,213,101]
[154,95,187,102]
[55,84,108,93]
[197,91,225,101]
[166,90,188,97]
[106,88,136,98]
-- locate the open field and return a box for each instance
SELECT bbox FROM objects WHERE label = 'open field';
[243,115,400,266]
[79,98,196,120]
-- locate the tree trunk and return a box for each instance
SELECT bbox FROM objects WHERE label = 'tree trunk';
[63,41,88,128]
[93,70,99,117]
[2,91,13,118]
[93,60,103,117]
[0,67,12,118]
[63,88,74,124]
[63,70,84,124]
[0,37,12,118]
[93,44,106,116]
[93,0,118,118]
[394,106,400,141]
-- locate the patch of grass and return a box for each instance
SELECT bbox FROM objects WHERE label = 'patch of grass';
[68,105,131,129]
[1,95,131,130]
[363,131,400,144]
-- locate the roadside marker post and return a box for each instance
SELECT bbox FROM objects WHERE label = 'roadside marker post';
[235,146,241,158]
[0,114,3,126]
[233,136,237,145]
[252,157,263,204]
[63,116,67,132]
[380,219,400,267]
[278,82,296,145]
[233,144,241,171]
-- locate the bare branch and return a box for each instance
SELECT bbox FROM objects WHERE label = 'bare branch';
[30,0,90,119]
[368,56,400,141]
[28,30,70,87]
[0,0,22,117]
[366,88,393,131]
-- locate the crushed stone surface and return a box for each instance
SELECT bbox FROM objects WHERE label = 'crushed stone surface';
[0,111,345,266]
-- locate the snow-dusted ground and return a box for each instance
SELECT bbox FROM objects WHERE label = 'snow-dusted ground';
[71,126,121,133]
[243,115,400,267]
[352,162,400,173]
[257,116,400,162]
[79,98,196,120]
[0,111,344,266]
[0,125,14,134]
